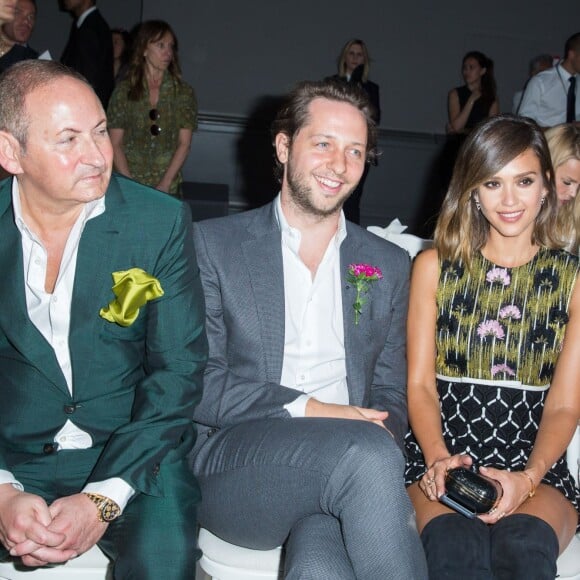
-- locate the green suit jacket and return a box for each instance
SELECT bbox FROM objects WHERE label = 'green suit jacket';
[0,174,207,497]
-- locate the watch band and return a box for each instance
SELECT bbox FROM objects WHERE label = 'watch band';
[83,492,121,522]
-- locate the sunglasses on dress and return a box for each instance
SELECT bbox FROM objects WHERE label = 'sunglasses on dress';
[149,109,161,136]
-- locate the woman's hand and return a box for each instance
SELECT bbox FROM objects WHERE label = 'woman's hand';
[468,89,481,105]
[419,453,473,501]
[476,467,536,524]
[156,177,172,193]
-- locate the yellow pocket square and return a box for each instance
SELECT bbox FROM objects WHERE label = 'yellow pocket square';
[100,268,164,327]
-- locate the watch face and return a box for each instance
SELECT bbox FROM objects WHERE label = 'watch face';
[101,501,121,522]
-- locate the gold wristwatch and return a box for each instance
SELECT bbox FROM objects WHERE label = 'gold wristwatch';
[83,492,121,523]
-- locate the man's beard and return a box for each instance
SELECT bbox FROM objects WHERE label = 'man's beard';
[286,162,356,219]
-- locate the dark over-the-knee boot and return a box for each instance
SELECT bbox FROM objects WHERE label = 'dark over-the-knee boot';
[420,513,492,580]
[490,514,559,580]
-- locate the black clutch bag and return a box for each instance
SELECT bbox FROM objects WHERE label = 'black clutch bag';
[439,467,503,518]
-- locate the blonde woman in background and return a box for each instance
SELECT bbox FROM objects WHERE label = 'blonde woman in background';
[546,124,580,253]
[328,38,380,224]
[567,197,580,254]
[332,38,380,123]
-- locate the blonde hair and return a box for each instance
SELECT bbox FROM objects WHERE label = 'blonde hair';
[547,124,580,254]
[570,196,580,254]
[573,196,580,254]
[546,124,580,170]
[338,39,370,82]
[434,115,563,267]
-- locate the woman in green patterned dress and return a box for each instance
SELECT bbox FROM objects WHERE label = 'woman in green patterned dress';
[108,20,197,196]
[405,115,579,579]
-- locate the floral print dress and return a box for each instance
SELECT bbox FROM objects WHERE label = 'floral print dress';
[404,248,579,514]
[107,76,197,196]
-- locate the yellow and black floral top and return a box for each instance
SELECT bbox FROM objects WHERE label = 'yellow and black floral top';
[436,248,579,386]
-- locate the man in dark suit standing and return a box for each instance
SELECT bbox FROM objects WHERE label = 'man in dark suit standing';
[0,0,38,74]
[192,79,427,579]
[60,0,113,107]
[0,60,207,579]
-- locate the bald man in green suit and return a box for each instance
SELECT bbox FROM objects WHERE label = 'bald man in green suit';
[0,60,207,579]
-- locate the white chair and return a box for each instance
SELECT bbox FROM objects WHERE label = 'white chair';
[0,545,111,579]
[556,425,580,580]
[367,219,433,259]
[198,426,580,580]
[198,528,282,580]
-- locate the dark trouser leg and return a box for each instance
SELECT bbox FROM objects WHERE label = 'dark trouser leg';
[99,459,200,580]
[284,514,356,580]
[193,418,427,580]
[490,514,558,580]
[420,513,492,580]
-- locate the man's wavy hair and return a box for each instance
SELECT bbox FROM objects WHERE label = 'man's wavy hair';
[434,114,564,268]
[271,79,378,183]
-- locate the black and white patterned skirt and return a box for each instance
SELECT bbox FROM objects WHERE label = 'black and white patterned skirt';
[404,378,579,517]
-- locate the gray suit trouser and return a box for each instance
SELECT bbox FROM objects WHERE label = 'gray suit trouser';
[192,418,428,579]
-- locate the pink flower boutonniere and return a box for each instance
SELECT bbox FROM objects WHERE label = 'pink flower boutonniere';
[347,263,383,325]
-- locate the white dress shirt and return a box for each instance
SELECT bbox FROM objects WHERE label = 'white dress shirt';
[0,180,134,510]
[274,196,349,417]
[519,63,579,126]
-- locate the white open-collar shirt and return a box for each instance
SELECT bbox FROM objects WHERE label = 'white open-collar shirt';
[274,195,349,417]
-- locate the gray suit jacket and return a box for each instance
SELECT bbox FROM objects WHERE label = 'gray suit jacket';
[192,202,411,449]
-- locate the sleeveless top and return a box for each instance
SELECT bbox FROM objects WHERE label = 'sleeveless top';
[456,85,492,130]
[436,248,578,384]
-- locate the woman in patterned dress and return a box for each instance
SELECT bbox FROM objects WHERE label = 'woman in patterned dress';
[108,20,197,196]
[405,115,580,579]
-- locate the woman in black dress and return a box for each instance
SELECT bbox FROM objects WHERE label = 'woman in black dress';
[447,50,499,134]
[330,38,380,224]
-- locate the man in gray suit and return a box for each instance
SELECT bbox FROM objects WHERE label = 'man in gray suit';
[192,79,427,579]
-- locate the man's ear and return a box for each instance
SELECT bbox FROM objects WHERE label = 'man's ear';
[275,132,290,164]
[0,131,24,176]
